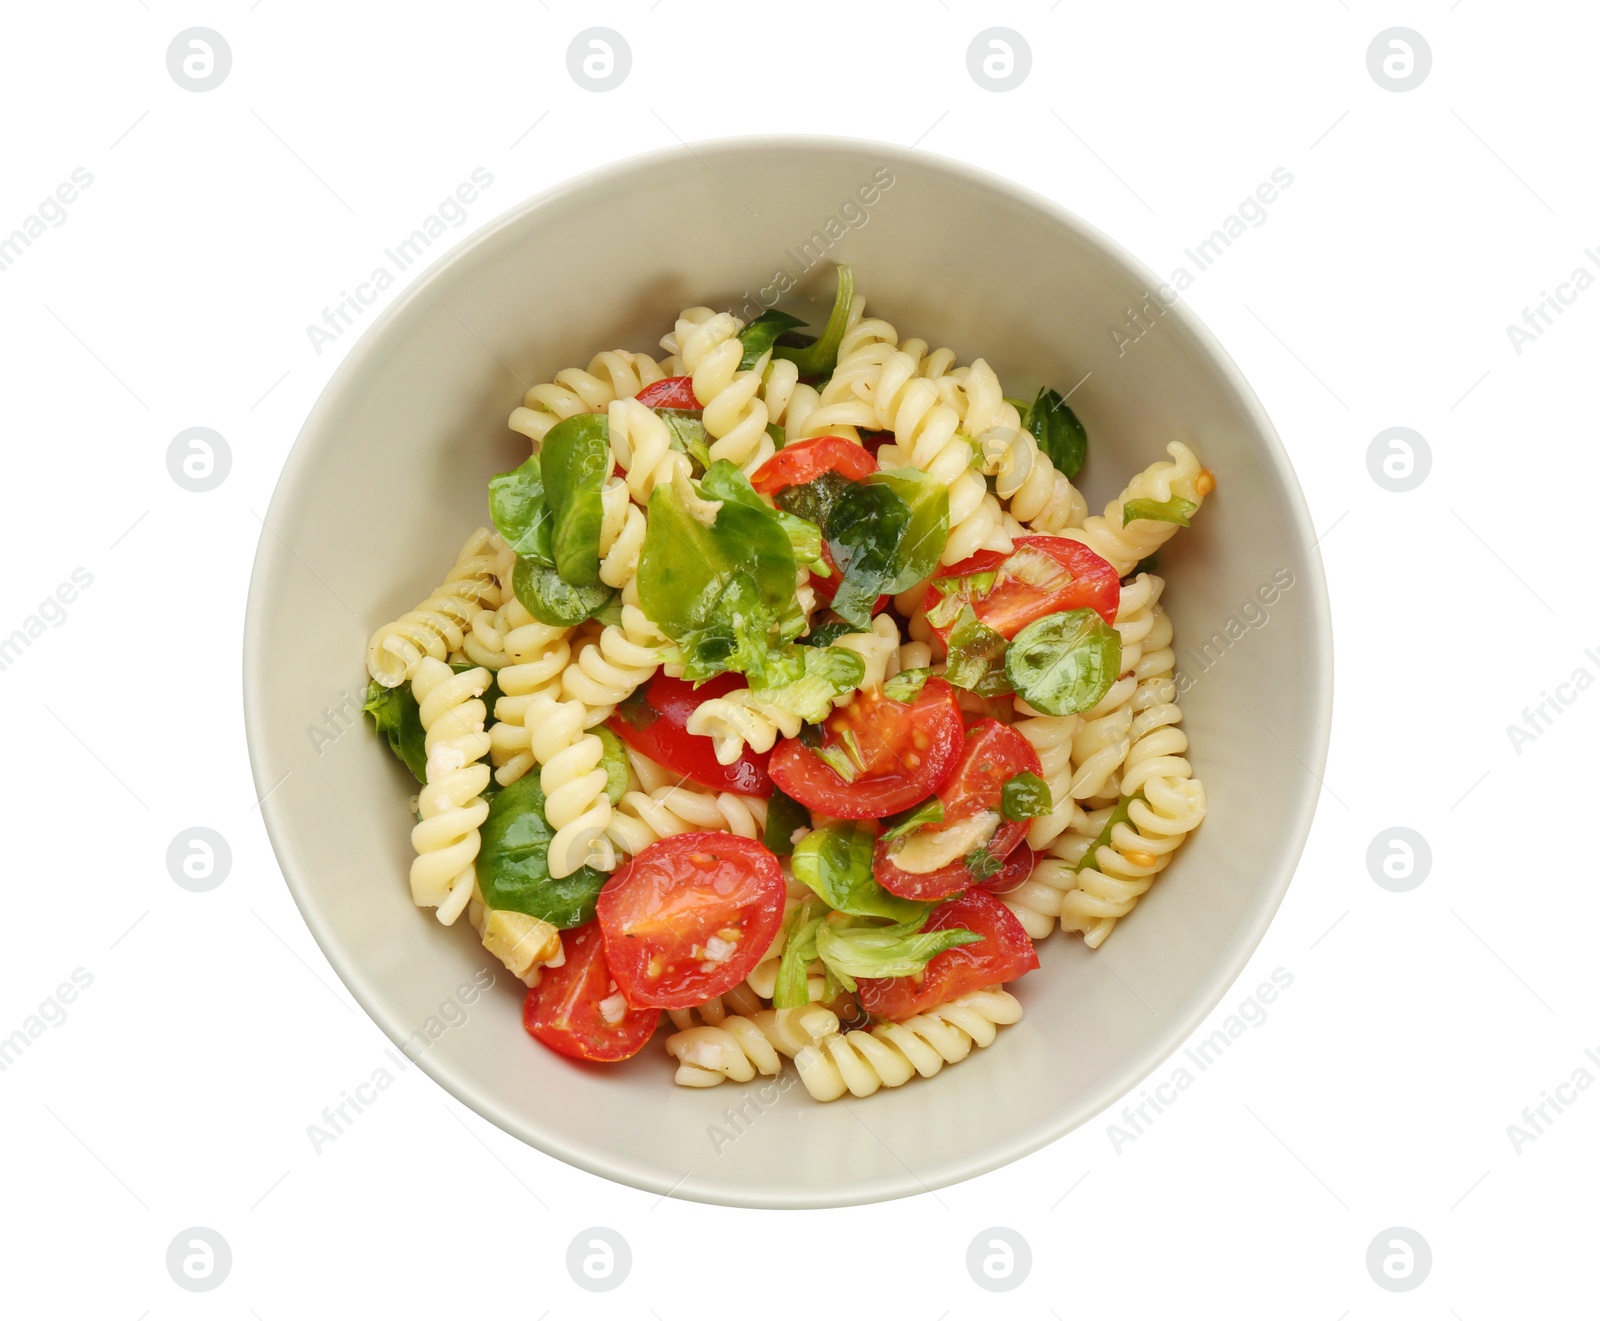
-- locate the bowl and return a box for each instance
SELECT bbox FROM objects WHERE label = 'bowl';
[244,136,1332,1208]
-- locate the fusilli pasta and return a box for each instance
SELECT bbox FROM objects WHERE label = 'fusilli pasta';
[408,658,493,924]
[367,529,510,688]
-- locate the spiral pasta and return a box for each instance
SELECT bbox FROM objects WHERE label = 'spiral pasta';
[958,359,1088,532]
[508,349,667,444]
[486,599,572,787]
[665,1004,841,1087]
[685,686,811,764]
[606,397,691,503]
[408,658,493,924]
[560,602,667,714]
[367,529,510,688]
[1014,713,1082,851]
[605,783,768,858]
[789,988,1023,1101]
[1061,441,1209,576]
[830,614,901,698]
[523,692,614,877]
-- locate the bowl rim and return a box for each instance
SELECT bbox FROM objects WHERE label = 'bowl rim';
[243,133,1334,1209]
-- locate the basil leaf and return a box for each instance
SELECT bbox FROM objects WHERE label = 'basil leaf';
[487,453,553,564]
[1122,495,1196,528]
[773,900,825,1009]
[964,845,1004,881]
[944,605,1011,696]
[766,422,786,448]
[882,667,931,704]
[1076,793,1142,872]
[615,683,657,730]
[882,797,943,842]
[637,469,802,684]
[657,409,712,475]
[1004,607,1120,715]
[801,619,854,649]
[812,913,981,983]
[540,414,612,585]
[1129,553,1161,578]
[826,469,948,629]
[774,266,855,376]
[595,726,630,806]
[763,786,810,857]
[776,469,854,529]
[1001,771,1052,822]
[477,774,608,928]
[513,556,616,626]
[1022,386,1088,480]
[792,822,927,922]
[362,680,427,783]
[748,645,865,723]
[738,308,808,370]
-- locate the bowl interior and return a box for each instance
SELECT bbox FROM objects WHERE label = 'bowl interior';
[245,138,1330,1208]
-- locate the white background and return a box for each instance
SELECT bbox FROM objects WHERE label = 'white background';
[2,1,1594,1315]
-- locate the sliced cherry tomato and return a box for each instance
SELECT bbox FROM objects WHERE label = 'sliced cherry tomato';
[873,719,1042,900]
[977,843,1036,896]
[750,435,876,494]
[522,923,660,1063]
[807,540,889,615]
[634,375,699,410]
[857,889,1039,1021]
[924,535,1120,642]
[608,673,771,796]
[769,678,963,819]
[596,832,786,1009]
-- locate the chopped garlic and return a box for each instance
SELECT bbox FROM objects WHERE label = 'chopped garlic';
[598,993,627,1026]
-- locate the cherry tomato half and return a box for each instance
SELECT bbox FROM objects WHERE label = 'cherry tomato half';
[750,435,876,495]
[596,832,787,1009]
[608,673,772,796]
[857,889,1039,1021]
[924,536,1120,642]
[976,843,1036,897]
[873,719,1043,900]
[522,923,660,1063]
[634,375,700,410]
[769,678,964,819]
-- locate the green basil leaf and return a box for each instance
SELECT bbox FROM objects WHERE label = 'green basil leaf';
[1122,494,1196,528]
[738,308,808,371]
[882,797,943,842]
[513,556,616,626]
[615,683,658,731]
[812,914,981,982]
[944,605,1011,696]
[1076,793,1142,872]
[882,667,931,704]
[657,409,712,475]
[477,774,608,928]
[826,468,948,629]
[792,822,927,922]
[776,468,855,530]
[595,726,630,806]
[540,413,612,585]
[766,422,786,448]
[1004,607,1120,715]
[763,786,810,857]
[487,453,553,564]
[1023,386,1088,480]
[1129,553,1161,578]
[774,266,855,376]
[362,679,427,783]
[800,619,854,649]
[748,645,865,723]
[637,469,801,684]
[773,899,825,1009]
[1001,771,1052,822]
[964,845,1004,881]
[815,744,857,782]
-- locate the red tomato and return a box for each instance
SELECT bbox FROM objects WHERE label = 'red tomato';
[806,541,889,615]
[873,719,1042,900]
[769,678,963,819]
[857,890,1039,1021]
[596,832,786,1009]
[634,375,699,410]
[522,923,660,1063]
[750,436,876,494]
[977,843,1036,896]
[924,536,1120,642]
[608,673,771,796]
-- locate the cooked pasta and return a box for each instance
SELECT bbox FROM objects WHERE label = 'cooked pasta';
[363,266,1213,1102]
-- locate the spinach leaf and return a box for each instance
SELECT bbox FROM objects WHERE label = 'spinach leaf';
[1122,495,1196,528]
[658,409,712,474]
[477,774,608,927]
[487,453,553,564]
[775,266,855,376]
[944,605,1011,696]
[513,556,616,626]
[763,786,810,857]
[1001,771,1052,822]
[1004,608,1120,715]
[636,469,802,684]
[1022,387,1088,479]
[792,822,927,923]
[882,797,943,842]
[776,469,854,531]
[738,308,808,371]
[540,413,612,585]
[826,469,948,628]
[698,458,824,569]
[362,680,427,783]
[882,667,931,704]
[800,619,854,649]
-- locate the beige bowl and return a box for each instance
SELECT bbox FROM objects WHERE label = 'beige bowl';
[245,137,1331,1208]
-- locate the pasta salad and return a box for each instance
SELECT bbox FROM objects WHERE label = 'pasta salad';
[362,268,1213,1101]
